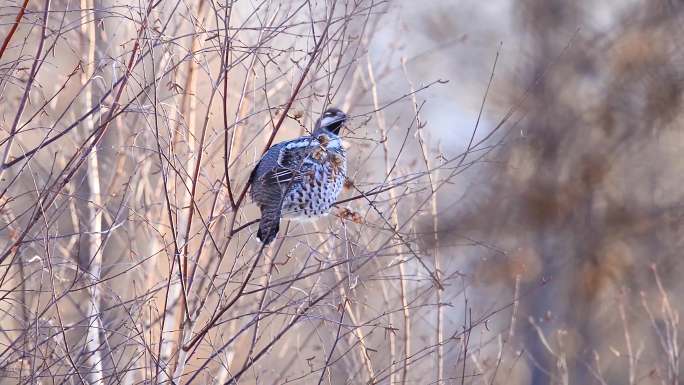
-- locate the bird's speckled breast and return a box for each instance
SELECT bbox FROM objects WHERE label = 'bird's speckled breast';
[281,149,346,218]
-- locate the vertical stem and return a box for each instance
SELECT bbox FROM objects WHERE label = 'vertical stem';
[366,55,398,384]
[398,261,411,385]
[222,1,236,208]
[330,263,376,382]
[433,185,443,384]
[161,3,208,381]
[80,0,105,384]
[159,15,200,385]
[400,57,442,383]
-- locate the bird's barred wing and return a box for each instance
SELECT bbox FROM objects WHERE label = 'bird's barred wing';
[250,138,317,189]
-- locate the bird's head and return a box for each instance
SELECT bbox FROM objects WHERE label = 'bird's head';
[314,107,347,136]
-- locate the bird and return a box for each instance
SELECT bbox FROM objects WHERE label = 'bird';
[249,107,348,244]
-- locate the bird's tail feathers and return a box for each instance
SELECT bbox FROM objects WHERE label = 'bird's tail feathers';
[256,205,281,245]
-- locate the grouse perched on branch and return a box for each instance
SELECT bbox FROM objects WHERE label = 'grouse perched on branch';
[249,108,348,244]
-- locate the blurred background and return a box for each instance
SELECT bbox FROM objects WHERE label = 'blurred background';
[1,0,683,384]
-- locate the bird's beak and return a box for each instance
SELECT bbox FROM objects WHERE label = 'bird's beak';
[319,114,347,135]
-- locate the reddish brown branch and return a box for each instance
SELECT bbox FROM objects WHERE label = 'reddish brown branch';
[0,0,30,61]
